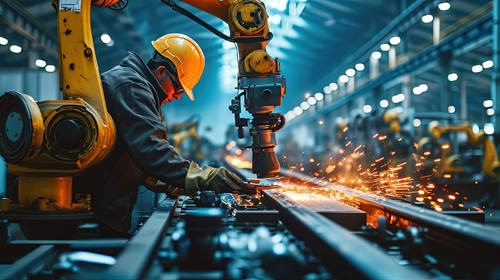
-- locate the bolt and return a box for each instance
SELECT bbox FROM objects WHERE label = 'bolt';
[84,48,92,58]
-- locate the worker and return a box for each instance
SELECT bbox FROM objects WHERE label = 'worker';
[73,33,253,236]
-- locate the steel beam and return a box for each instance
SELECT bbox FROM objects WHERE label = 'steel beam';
[88,197,178,280]
[279,171,500,263]
[492,0,500,131]
[261,189,432,280]
[0,0,57,57]
[0,245,56,280]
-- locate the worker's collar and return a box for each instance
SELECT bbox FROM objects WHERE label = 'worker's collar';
[120,52,168,103]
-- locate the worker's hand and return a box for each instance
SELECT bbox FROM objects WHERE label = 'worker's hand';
[185,162,255,195]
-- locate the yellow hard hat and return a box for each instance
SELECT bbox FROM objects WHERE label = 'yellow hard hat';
[151,33,205,101]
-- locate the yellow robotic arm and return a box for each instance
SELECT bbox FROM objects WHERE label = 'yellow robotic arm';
[428,121,500,178]
[0,0,117,212]
[163,0,286,178]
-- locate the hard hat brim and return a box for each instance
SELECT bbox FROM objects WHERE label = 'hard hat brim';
[181,82,194,101]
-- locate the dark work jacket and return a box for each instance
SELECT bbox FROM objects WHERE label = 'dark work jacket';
[73,52,190,233]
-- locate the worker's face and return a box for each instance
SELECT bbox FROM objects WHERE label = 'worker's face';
[156,66,183,105]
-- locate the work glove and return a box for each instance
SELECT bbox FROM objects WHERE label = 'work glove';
[185,162,255,195]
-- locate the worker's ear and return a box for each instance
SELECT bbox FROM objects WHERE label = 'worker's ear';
[156,65,167,80]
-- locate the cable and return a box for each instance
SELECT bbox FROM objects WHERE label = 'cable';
[160,0,273,44]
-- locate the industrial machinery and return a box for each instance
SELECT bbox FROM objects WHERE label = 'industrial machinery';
[162,0,286,178]
[0,0,119,232]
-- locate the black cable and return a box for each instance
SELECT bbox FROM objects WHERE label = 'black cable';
[160,0,273,44]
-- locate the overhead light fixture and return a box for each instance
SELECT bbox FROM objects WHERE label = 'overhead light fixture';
[380,43,390,51]
[362,105,372,114]
[293,106,304,116]
[487,108,495,116]
[285,111,295,120]
[300,101,310,110]
[448,106,456,114]
[345,68,356,77]
[307,97,317,105]
[371,51,382,60]
[472,65,483,73]
[0,37,8,45]
[419,84,428,92]
[101,33,112,44]
[448,73,458,82]
[438,2,450,11]
[413,119,422,127]
[483,60,494,69]
[484,123,495,135]
[355,63,365,71]
[45,65,56,72]
[338,75,349,83]
[472,124,480,134]
[389,36,401,45]
[413,87,422,95]
[315,92,324,101]
[10,45,22,53]
[323,86,333,94]
[379,99,389,108]
[35,59,47,68]
[329,83,338,91]
[484,100,493,108]
[392,93,405,103]
[422,15,434,23]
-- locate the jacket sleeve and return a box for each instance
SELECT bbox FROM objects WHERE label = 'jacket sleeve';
[110,80,190,188]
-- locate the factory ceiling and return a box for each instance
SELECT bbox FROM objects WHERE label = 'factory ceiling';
[0,0,495,123]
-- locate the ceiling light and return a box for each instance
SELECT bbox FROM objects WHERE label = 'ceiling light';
[380,43,390,51]
[483,60,494,69]
[392,94,405,103]
[10,45,22,53]
[380,99,389,108]
[45,65,56,72]
[472,65,483,73]
[448,73,458,82]
[472,124,480,134]
[0,37,8,45]
[362,105,372,114]
[371,51,382,60]
[355,63,365,71]
[345,68,356,77]
[300,101,310,110]
[484,123,495,135]
[487,108,495,116]
[438,2,450,11]
[389,36,401,45]
[307,97,317,105]
[484,100,493,108]
[413,87,422,95]
[315,92,324,101]
[419,84,428,92]
[323,86,333,94]
[101,33,111,44]
[422,15,434,23]
[293,106,303,116]
[448,106,456,114]
[329,83,338,91]
[338,75,349,83]
[413,119,422,127]
[35,59,47,68]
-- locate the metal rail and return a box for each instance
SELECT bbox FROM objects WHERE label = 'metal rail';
[76,197,179,279]
[279,171,500,262]
[261,189,432,280]
[0,245,56,280]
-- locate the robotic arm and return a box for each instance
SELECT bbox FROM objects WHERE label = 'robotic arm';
[162,0,286,178]
[428,121,500,178]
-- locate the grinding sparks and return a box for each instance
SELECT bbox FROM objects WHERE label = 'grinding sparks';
[442,144,450,149]
[343,127,349,132]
